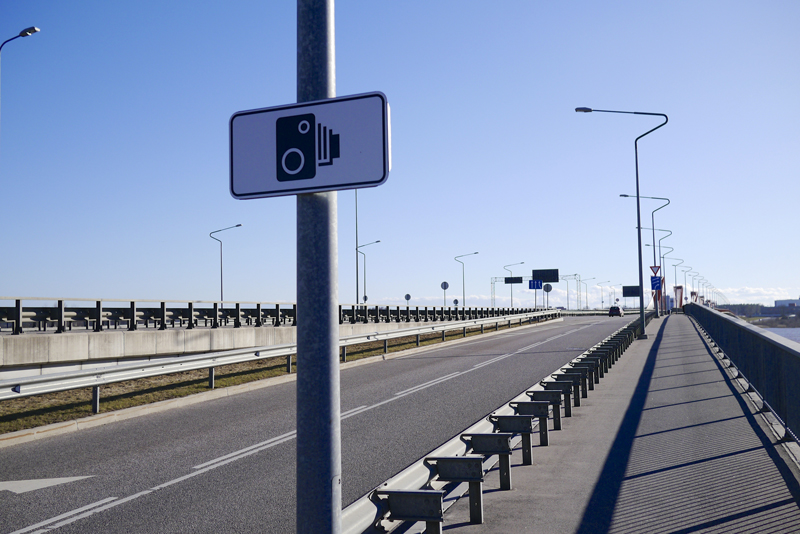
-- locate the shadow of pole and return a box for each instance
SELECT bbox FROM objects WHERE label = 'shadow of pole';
[574,317,668,534]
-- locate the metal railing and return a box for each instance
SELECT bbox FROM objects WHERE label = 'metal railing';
[0,296,541,335]
[0,310,560,410]
[685,302,800,440]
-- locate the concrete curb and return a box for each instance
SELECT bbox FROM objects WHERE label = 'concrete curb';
[0,318,564,449]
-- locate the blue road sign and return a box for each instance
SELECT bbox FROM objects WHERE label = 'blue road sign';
[529,280,543,290]
[651,276,662,290]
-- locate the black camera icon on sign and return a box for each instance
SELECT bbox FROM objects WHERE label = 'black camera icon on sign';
[276,113,340,182]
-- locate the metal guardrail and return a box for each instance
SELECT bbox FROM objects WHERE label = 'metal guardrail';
[0,296,542,334]
[0,310,560,405]
[685,303,800,441]
[341,317,641,533]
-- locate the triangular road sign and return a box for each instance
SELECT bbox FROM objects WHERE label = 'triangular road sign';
[650,266,661,276]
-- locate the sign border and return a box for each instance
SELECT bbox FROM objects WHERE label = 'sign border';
[229,91,390,200]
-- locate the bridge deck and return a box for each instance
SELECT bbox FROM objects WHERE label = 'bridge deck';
[442,313,800,533]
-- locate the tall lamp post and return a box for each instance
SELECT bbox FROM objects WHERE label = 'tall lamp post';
[577,107,668,338]
[503,262,524,308]
[597,281,610,310]
[357,240,380,304]
[1,27,40,143]
[209,224,242,307]
[622,194,670,316]
[580,277,596,309]
[455,252,478,308]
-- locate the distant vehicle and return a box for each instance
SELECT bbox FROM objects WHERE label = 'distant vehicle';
[609,306,624,317]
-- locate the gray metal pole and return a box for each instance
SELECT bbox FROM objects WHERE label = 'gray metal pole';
[296,1,341,533]
[355,190,359,305]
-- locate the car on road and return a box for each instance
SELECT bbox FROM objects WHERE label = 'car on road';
[609,306,624,317]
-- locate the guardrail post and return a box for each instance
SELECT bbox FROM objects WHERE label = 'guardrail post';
[92,386,101,413]
[463,326,467,337]
[383,339,388,353]
[441,329,446,342]
[481,324,484,334]
[94,300,103,332]
[57,300,66,333]
[159,301,167,330]
[341,346,346,362]
[416,334,420,347]
[209,367,215,389]
[287,354,293,374]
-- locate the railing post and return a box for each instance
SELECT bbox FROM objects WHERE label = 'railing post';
[338,305,343,325]
[292,304,297,327]
[188,302,195,329]
[94,300,103,332]
[57,300,66,333]
[235,302,242,328]
[13,299,23,334]
[128,301,137,331]
[213,302,220,328]
[159,301,167,331]
[275,304,281,326]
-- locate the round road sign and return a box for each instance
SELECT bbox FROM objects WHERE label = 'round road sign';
[405,294,411,302]
[441,282,449,290]
[543,283,552,293]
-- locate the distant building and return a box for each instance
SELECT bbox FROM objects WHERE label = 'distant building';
[775,298,800,307]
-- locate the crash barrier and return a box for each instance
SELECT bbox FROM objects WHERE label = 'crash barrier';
[685,303,800,441]
[0,296,543,334]
[341,317,645,533]
[0,310,560,414]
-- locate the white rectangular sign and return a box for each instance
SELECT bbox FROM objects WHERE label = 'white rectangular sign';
[230,92,391,199]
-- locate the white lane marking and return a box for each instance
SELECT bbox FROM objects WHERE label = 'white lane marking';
[341,406,371,420]
[30,491,152,533]
[15,321,600,533]
[394,372,460,396]
[192,429,298,469]
[7,497,117,534]
[0,477,93,494]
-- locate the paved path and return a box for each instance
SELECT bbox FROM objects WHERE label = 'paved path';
[441,313,800,533]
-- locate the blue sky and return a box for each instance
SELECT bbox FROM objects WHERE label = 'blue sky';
[1,1,798,308]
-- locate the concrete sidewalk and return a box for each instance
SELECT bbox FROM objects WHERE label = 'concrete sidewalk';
[441,313,800,533]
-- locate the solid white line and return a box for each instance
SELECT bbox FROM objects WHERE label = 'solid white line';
[36,492,152,532]
[193,429,298,469]
[8,497,118,534]
[394,372,460,396]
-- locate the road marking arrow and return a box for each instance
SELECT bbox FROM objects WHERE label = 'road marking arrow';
[0,476,92,494]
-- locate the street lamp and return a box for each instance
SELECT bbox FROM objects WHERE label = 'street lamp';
[597,281,610,310]
[577,106,668,338]
[209,224,242,307]
[580,277,596,309]
[455,252,478,308]
[1,27,40,143]
[503,262,524,308]
[560,274,578,311]
[357,240,380,304]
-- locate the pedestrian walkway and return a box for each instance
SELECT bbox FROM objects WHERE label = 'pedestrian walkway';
[441,313,800,533]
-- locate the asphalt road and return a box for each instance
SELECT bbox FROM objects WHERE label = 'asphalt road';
[0,316,630,534]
